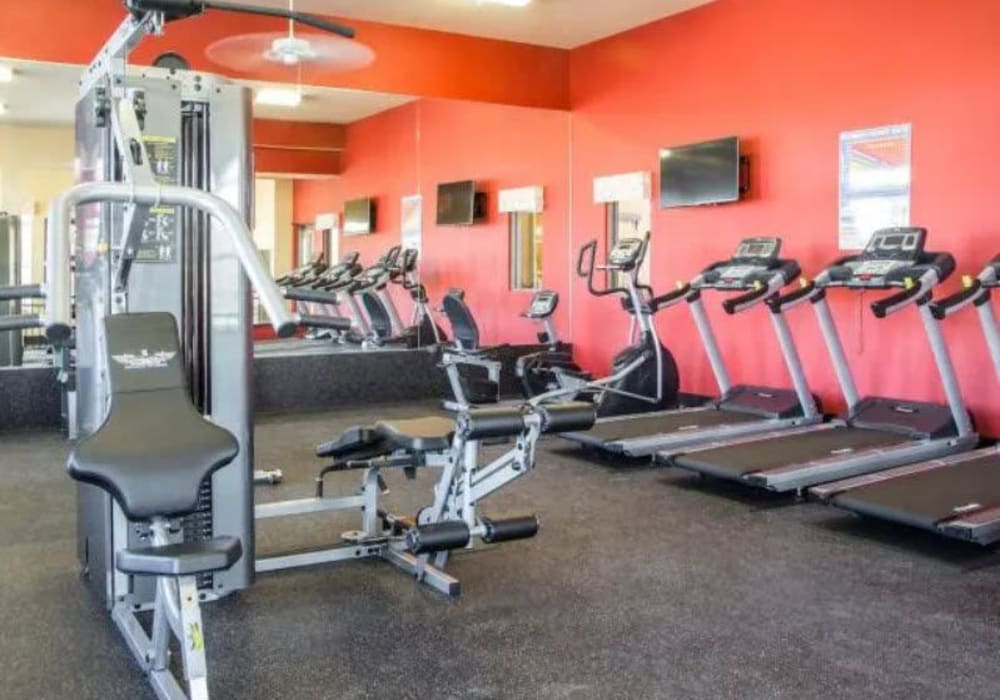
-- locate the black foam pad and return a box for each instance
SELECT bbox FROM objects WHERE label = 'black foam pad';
[67,313,239,520]
[116,536,242,576]
[375,416,455,452]
[442,293,480,350]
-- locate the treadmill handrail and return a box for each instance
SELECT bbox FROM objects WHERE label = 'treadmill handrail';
[931,279,989,320]
[870,269,937,318]
[46,182,299,341]
[767,281,819,314]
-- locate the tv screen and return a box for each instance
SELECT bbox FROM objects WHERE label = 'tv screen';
[437,181,476,226]
[343,198,374,235]
[659,136,741,208]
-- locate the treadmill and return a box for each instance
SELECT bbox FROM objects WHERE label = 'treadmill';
[809,255,1000,544]
[664,227,979,492]
[560,237,822,457]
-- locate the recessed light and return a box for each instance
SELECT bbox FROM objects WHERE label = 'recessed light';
[478,0,533,6]
[255,87,302,108]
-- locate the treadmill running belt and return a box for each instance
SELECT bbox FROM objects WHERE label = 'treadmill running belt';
[673,427,910,478]
[572,409,761,443]
[832,455,1000,531]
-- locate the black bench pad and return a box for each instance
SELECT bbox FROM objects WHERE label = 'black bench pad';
[376,416,456,452]
[116,536,243,576]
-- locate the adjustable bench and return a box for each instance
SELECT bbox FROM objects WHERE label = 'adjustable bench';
[256,400,597,597]
[68,313,241,700]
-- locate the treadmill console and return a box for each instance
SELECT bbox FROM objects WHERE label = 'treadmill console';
[525,291,559,319]
[698,237,797,290]
[608,237,646,270]
[826,228,935,288]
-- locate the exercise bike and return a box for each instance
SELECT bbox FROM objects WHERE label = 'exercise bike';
[515,290,590,398]
[535,234,680,417]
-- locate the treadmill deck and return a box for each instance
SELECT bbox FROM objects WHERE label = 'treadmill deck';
[562,408,762,446]
[831,454,1000,534]
[672,427,910,478]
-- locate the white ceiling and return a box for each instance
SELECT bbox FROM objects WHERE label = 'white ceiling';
[255,0,717,49]
[0,58,413,127]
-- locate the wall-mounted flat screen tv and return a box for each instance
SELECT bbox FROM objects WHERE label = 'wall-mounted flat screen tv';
[659,136,741,208]
[343,198,375,235]
[437,180,486,225]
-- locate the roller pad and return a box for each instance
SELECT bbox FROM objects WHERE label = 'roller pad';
[405,521,471,554]
[461,407,527,440]
[481,515,539,544]
[539,402,596,434]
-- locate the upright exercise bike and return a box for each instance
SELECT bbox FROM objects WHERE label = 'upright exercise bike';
[543,234,680,417]
[515,290,589,399]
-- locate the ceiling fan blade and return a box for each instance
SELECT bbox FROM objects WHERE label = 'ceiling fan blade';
[205,32,375,77]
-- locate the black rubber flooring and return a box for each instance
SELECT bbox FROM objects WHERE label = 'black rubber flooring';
[2,404,1000,699]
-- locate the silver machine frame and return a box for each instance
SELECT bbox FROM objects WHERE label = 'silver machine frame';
[810,259,1000,542]
[671,263,979,493]
[581,262,822,458]
[256,411,546,597]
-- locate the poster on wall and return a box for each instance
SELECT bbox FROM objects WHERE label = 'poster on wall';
[401,195,423,253]
[838,123,912,250]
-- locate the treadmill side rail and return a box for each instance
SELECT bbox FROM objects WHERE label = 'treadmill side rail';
[749,435,978,493]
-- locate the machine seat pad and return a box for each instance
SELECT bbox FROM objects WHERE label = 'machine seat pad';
[375,416,456,452]
[316,427,384,459]
[69,390,240,521]
[116,536,243,577]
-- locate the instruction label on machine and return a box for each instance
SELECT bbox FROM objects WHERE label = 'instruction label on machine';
[136,135,179,263]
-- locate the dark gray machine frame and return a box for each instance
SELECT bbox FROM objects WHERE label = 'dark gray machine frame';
[36,4,355,699]
[810,255,1000,543]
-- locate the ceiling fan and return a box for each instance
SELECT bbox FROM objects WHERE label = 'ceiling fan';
[204,0,375,76]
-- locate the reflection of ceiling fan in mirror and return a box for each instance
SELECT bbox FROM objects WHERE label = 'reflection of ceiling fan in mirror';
[204,0,375,75]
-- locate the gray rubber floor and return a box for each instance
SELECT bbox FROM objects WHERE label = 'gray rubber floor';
[2,402,1000,699]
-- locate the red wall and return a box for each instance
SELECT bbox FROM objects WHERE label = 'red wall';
[569,0,1000,434]
[0,0,569,110]
[294,99,572,345]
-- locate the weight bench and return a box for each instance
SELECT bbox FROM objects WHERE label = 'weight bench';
[256,401,596,597]
[68,313,241,700]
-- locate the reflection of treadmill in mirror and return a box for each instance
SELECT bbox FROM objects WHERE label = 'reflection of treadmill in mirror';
[810,254,1000,543]
[666,228,979,492]
[559,237,822,457]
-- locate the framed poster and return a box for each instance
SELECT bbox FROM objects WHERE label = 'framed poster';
[839,124,912,250]
[401,194,422,253]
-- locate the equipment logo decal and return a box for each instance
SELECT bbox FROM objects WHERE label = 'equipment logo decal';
[112,349,177,370]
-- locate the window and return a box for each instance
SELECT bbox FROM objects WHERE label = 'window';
[510,212,543,290]
[297,224,315,266]
[606,199,651,288]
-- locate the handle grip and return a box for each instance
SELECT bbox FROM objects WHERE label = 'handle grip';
[931,279,987,320]
[722,286,772,315]
[766,281,819,313]
[0,315,44,332]
[298,314,353,332]
[0,284,44,301]
[649,284,692,312]
[871,285,928,318]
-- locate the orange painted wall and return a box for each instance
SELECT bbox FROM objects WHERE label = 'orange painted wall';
[294,99,572,345]
[569,0,1000,433]
[0,0,569,110]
